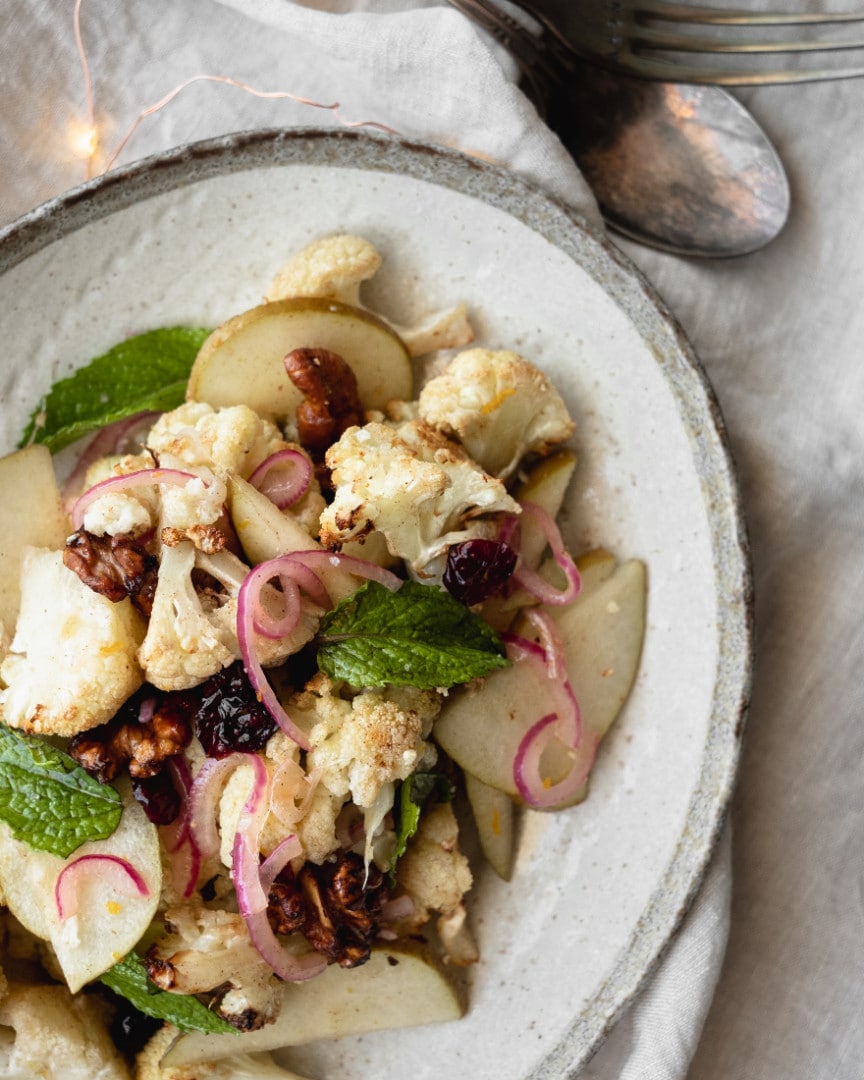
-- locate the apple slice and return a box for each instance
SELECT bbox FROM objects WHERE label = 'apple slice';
[0,779,161,993]
[162,940,465,1068]
[434,556,646,805]
[186,298,413,420]
[464,772,515,881]
[0,445,70,634]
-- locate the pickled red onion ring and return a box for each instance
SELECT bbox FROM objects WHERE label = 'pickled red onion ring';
[159,758,201,898]
[55,854,149,920]
[258,833,303,895]
[248,449,312,509]
[514,713,599,810]
[237,559,326,750]
[511,501,581,605]
[289,550,402,592]
[70,467,199,530]
[522,607,567,681]
[188,753,254,861]
[61,411,160,513]
[231,755,326,982]
[237,552,401,750]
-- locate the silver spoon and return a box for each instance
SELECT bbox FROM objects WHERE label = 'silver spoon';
[545,64,790,257]
[449,0,791,257]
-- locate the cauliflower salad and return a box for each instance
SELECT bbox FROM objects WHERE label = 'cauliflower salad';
[0,234,646,1079]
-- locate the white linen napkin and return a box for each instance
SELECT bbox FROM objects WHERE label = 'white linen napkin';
[0,1,732,1076]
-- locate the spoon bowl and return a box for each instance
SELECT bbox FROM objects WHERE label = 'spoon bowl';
[548,65,790,257]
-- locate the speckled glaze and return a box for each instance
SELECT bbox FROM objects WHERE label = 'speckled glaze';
[0,130,751,1079]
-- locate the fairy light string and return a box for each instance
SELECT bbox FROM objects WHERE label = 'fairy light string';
[72,0,396,179]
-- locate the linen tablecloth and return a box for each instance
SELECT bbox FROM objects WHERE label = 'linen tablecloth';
[0,2,861,1078]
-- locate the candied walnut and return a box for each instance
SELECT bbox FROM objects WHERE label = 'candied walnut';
[69,691,192,782]
[267,852,389,968]
[63,529,158,615]
[285,347,364,453]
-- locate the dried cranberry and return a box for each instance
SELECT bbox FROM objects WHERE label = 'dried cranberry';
[194,661,279,758]
[443,539,517,606]
[131,770,181,826]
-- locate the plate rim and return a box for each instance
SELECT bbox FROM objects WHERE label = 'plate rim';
[0,127,753,1075]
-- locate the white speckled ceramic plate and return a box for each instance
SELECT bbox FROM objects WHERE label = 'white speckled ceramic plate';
[0,130,751,1079]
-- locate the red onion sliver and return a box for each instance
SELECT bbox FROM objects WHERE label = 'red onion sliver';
[513,713,599,810]
[248,449,312,509]
[523,607,567,681]
[237,575,312,751]
[55,854,149,920]
[511,501,581,606]
[258,834,303,895]
[289,550,402,592]
[188,753,254,862]
[61,411,160,512]
[231,757,326,982]
[70,467,199,530]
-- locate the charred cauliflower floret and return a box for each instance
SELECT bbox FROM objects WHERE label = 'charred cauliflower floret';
[138,542,305,693]
[0,980,131,1080]
[79,451,160,538]
[136,1025,301,1080]
[145,905,281,1031]
[147,402,287,480]
[394,801,477,965]
[0,547,145,736]
[137,541,238,692]
[293,673,441,810]
[265,233,474,358]
[418,348,575,479]
[319,420,519,578]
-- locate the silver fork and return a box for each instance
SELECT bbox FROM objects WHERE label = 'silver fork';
[448,0,864,85]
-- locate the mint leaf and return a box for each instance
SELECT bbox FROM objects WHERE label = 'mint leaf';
[101,953,238,1035]
[316,580,510,689]
[20,326,211,453]
[0,726,122,857]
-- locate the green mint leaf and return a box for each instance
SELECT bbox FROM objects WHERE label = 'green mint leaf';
[391,772,456,876]
[101,953,238,1035]
[316,580,510,690]
[20,326,211,453]
[0,725,122,857]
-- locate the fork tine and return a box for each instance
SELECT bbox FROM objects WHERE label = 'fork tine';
[623,55,864,85]
[635,1,864,26]
[636,24,864,56]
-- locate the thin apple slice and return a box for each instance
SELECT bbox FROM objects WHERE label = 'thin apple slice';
[187,298,412,420]
[464,772,515,880]
[0,445,70,634]
[0,779,161,992]
[162,940,464,1068]
[434,557,646,804]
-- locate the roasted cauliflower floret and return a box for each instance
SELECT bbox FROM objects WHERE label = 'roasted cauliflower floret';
[394,801,476,964]
[266,234,474,359]
[135,1025,302,1080]
[319,420,519,577]
[147,402,287,480]
[418,348,575,479]
[79,451,159,538]
[145,904,280,1031]
[138,541,238,692]
[0,547,145,736]
[138,541,308,693]
[291,673,441,811]
[0,980,131,1080]
[266,233,382,306]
